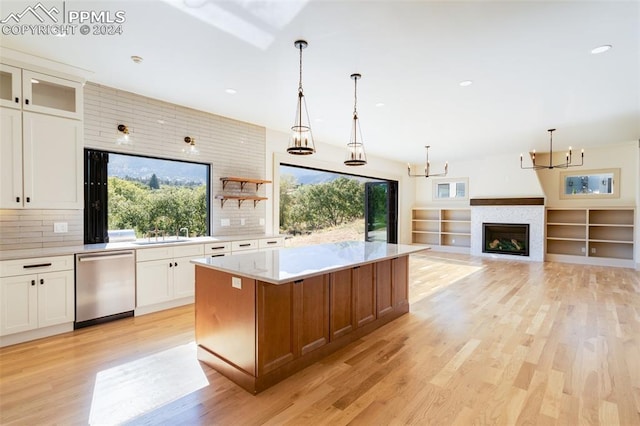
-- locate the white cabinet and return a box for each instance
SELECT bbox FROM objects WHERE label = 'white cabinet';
[0,109,83,209]
[204,241,231,257]
[0,64,83,119]
[0,64,83,210]
[136,244,204,310]
[0,256,74,337]
[0,64,21,109]
[22,70,83,120]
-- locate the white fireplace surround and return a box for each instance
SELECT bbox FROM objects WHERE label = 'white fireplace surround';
[471,206,545,262]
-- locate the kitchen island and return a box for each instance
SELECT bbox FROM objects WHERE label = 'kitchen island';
[191,241,427,393]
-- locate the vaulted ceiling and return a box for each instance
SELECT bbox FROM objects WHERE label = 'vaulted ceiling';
[2,0,638,164]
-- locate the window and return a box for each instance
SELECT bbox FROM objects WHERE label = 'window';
[84,149,210,243]
[432,177,468,201]
[560,168,620,200]
[279,164,397,246]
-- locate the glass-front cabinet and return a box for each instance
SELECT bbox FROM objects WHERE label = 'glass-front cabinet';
[0,64,83,119]
[22,70,83,120]
[0,64,21,109]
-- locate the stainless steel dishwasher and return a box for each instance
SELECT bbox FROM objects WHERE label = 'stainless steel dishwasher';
[75,250,136,328]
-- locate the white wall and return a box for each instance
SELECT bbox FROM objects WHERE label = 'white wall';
[265,128,416,244]
[536,141,638,208]
[414,150,545,207]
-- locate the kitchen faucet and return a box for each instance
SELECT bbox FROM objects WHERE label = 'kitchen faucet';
[179,227,189,238]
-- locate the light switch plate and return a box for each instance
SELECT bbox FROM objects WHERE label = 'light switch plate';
[240,218,246,226]
[259,218,265,226]
[53,222,68,233]
[232,277,242,289]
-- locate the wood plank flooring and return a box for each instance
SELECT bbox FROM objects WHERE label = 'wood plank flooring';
[1,252,639,425]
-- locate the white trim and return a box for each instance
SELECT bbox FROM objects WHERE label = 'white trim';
[134,297,193,316]
[0,322,73,348]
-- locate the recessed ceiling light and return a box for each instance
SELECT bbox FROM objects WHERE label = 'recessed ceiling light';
[130,55,143,64]
[375,102,385,107]
[225,88,237,95]
[157,119,165,124]
[591,45,612,54]
[459,80,473,87]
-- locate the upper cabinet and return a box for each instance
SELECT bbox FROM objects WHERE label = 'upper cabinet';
[0,64,83,120]
[0,64,21,109]
[0,63,84,209]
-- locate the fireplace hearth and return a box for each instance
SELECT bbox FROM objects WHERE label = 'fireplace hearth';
[482,223,529,256]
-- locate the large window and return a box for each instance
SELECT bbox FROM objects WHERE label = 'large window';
[84,149,210,243]
[279,164,397,246]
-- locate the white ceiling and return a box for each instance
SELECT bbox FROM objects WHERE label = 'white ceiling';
[1,0,638,165]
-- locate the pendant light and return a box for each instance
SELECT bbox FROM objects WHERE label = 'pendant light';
[116,124,132,145]
[520,129,584,170]
[344,73,367,166]
[407,146,448,177]
[287,40,315,155]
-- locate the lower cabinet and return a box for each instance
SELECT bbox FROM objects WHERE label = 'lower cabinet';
[0,256,74,337]
[136,244,204,310]
[257,275,329,375]
[376,257,409,318]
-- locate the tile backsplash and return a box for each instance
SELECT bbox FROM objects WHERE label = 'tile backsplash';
[0,209,83,251]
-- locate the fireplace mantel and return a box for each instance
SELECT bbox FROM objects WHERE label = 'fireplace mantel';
[470,197,544,206]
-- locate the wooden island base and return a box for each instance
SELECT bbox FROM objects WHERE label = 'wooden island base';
[195,255,410,394]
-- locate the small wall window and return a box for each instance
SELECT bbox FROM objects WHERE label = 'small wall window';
[560,168,620,200]
[432,178,469,201]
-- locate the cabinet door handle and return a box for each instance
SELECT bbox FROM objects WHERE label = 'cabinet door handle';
[16,196,20,202]
[40,279,44,285]
[266,241,277,245]
[210,246,225,250]
[169,262,173,268]
[25,99,30,105]
[31,280,35,286]
[15,97,19,103]
[174,262,178,267]
[239,243,251,247]
[23,263,52,269]
[26,197,30,203]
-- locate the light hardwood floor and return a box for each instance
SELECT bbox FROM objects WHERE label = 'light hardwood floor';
[1,252,639,425]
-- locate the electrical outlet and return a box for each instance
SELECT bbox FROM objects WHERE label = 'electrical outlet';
[581,247,586,253]
[259,218,265,226]
[241,218,246,226]
[591,248,596,254]
[221,218,230,227]
[53,222,68,233]
[232,277,242,289]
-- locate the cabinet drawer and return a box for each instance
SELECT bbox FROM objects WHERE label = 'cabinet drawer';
[173,244,204,258]
[259,238,284,249]
[232,240,258,252]
[0,255,73,277]
[204,242,231,254]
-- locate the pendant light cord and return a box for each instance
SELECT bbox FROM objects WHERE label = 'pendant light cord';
[298,44,303,94]
[353,76,358,118]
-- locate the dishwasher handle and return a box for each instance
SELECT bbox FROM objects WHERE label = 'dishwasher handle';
[78,252,135,262]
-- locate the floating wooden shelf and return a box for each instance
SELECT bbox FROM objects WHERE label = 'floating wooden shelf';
[220,177,272,191]
[215,195,268,208]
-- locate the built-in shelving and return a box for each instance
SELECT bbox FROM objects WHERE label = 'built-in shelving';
[411,208,471,252]
[545,207,635,267]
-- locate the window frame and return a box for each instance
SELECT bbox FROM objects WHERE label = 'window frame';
[431,177,469,201]
[559,168,620,200]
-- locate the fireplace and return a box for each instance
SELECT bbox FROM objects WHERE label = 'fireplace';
[482,223,529,256]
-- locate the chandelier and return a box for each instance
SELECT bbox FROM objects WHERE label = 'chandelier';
[287,40,315,155]
[407,146,448,177]
[521,128,584,170]
[344,73,367,166]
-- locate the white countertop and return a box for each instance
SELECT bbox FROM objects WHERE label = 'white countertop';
[191,241,429,285]
[0,234,286,261]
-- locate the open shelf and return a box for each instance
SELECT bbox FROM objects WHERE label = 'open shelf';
[215,195,267,208]
[546,207,635,267]
[411,208,471,252]
[220,176,272,191]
